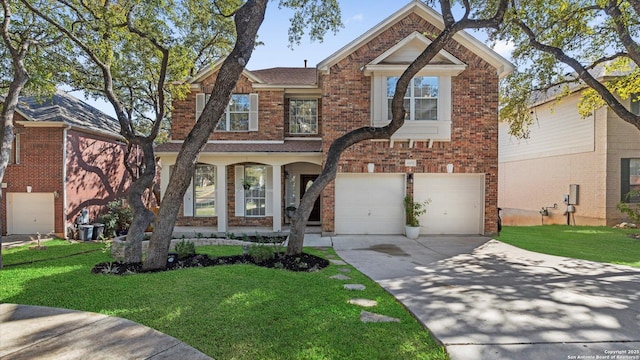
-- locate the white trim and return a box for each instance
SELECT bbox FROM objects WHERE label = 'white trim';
[364,64,467,76]
[248,93,259,131]
[234,165,245,216]
[183,177,194,217]
[188,57,264,85]
[284,137,322,141]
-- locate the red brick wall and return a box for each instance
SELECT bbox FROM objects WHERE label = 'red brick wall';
[65,129,130,233]
[320,13,500,235]
[2,122,65,235]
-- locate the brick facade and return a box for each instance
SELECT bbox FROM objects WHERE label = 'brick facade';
[319,13,500,234]
[165,4,505,235]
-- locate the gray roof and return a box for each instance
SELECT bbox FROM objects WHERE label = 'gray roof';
[12,90,121,137]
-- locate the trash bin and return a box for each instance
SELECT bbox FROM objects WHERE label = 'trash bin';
[78,225,93,241]
[92,223,105,240]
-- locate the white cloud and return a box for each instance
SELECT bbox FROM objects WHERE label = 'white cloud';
[346,13,364,24]
[492,39,515,59]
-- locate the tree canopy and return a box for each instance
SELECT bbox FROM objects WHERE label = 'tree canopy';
[494,0,640,138]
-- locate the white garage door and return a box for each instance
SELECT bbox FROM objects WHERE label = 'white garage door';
[7,193,55,235]
[335,174,405,234]
[414,174,484,234]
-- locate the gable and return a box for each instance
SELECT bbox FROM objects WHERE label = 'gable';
[363,31,467,76]
[317,1,513,78]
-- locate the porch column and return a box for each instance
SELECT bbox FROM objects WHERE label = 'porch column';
[216,164,227,233]
[272,164,282,232]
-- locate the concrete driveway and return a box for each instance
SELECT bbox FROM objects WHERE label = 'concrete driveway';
[332,235,640,360]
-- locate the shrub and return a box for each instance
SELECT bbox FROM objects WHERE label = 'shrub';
[99,199,133,238]
[404,195,430,227]
[175,240,196,259]
[247,244,276,263]
[617,190,640,223]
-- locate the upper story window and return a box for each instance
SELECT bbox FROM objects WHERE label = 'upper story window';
[289,99,318,134]
[9,134,19,164]
[387,76,438,121]
[195,93,258,132]
[217,94,249,131]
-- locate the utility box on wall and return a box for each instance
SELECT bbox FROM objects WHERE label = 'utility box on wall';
[568,184,579,205]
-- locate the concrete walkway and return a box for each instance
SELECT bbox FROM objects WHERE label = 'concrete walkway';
[332,235,640,360]
[0,303,211,360]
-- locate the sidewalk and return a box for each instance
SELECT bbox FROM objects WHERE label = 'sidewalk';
[0,303,212,360]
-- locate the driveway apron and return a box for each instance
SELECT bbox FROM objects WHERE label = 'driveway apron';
[332,235,640,360]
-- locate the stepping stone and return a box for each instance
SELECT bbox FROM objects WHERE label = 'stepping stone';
[325,254,335,259]
[330,274,351,280]
[329,259,347,265]
[344,284,366,291]
[348,298,378,307]
[337,268,351,273]
[360,311,400,323]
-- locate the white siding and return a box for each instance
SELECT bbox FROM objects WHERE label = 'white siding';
[499,94,595,162]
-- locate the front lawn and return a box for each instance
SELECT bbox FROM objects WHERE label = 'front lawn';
[0,241,447,360]
[496,225,640,268]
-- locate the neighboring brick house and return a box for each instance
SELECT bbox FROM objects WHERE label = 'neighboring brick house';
[1,90,130,237]
[499,77,640,226]
[156,1,513,236]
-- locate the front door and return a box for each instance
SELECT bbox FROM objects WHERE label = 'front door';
[301,174,321,222]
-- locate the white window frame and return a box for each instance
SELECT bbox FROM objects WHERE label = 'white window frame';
[196,93,258,131]
[289,99,318,134]
[371,71,453,141]
[234,165,273,218]
[387,76,439,121]
[193,164,216,217]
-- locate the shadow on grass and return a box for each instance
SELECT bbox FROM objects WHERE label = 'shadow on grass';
[0,248,447,359]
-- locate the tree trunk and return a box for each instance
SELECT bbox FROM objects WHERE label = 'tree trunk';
[0,46,30,269]
[122,141,156,263]
[143,0,268,271]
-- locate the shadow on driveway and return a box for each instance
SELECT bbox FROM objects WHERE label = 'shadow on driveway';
[333,236,640,360]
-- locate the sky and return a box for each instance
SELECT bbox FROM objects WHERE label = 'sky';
[76,1,514,117]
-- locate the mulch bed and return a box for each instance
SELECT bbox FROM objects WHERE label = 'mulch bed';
[92,252,329,275]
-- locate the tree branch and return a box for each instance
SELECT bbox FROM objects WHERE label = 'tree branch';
[515,19,640,129]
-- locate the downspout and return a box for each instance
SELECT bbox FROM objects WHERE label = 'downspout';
[62,125,70,238]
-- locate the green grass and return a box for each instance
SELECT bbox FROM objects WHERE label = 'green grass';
[0,242,447,360]
[496,225,640,268]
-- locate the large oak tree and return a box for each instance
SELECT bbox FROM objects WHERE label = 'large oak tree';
[23,0,236,263]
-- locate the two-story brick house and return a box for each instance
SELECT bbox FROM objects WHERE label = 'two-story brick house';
[156,1,513,236]
[1,90,130,237]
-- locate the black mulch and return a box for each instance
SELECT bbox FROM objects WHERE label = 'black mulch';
[92,252,329,275]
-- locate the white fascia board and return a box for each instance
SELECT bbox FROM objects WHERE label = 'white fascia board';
[363,64,467,76]
[252,84,319,90]
[188,57,264,87]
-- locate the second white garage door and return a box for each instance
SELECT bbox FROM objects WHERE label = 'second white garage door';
[414,174,484,234]
[335,174,405,234]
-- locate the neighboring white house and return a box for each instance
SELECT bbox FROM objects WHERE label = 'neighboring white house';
[499,87,640,226]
